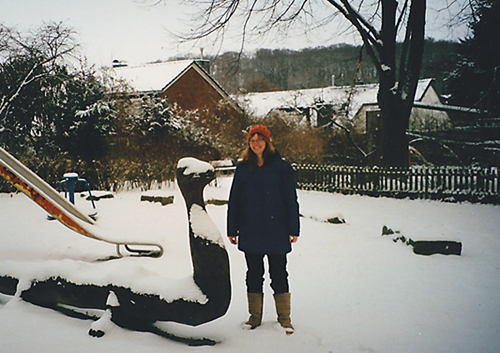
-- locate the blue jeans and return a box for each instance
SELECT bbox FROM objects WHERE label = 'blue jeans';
[244,253,289,294]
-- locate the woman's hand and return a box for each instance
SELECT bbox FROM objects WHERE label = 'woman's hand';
[229,236,238,245]
[289,235,298,243]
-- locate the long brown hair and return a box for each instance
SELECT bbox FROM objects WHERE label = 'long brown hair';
[241,133,276,166]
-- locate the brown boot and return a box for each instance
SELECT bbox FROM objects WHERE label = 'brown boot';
[243,292,263,329]
[274,292,294,335]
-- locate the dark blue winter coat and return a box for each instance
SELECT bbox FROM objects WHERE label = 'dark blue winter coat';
[227,151,300,255]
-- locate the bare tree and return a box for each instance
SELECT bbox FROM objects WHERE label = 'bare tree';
[0,22,78,122]
[152,0,470,167]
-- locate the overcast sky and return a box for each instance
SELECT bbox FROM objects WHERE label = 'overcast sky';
[3,0,470,68]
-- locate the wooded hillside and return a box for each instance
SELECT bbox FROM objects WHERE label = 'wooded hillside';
[197,40,461,96]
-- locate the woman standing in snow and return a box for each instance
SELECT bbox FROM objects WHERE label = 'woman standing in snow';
[227,124,300,335]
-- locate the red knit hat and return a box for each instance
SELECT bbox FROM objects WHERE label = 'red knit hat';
[247,124,271,144]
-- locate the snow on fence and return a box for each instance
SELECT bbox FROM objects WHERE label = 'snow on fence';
[292,164,500,204]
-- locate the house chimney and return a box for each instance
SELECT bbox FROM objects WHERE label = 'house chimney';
[331,74,335,86]
[195,59,210,74]
[112,59,128,68]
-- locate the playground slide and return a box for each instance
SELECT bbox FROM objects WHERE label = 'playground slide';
[0,147,163,258]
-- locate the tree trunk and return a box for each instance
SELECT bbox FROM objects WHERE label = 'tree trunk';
[377,95,410,167]
[376,0,407,167]
[373,0,426,168]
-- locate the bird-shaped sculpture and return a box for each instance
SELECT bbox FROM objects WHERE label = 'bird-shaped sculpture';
[0,158,231,346]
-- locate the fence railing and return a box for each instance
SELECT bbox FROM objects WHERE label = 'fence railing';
[292,164,500,204]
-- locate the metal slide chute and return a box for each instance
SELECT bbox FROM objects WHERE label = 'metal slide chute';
[0,147,163,258]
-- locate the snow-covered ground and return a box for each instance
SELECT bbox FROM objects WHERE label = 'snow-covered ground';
[0,176,499,353]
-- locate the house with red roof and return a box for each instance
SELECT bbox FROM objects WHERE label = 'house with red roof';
[113,59,241,114]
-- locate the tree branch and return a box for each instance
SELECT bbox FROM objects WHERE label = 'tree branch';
[0,22,78,121]
[329,119,368,158]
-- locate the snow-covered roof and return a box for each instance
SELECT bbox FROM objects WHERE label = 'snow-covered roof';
[112,60,196,92]
[234,78,434,119]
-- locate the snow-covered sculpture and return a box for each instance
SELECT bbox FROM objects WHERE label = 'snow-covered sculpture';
[0,158,231,345]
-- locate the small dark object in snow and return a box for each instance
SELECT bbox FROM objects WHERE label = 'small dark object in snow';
[381,226,461,256]
[88,329,105,338]
[327,217,345,224]
[86,193,114,201]
[140,195,174,206]
[382,225,395,235]
[393,235,409,244]
[206,199,228,206]
[412,241,462,256]
[0,275,19,296]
